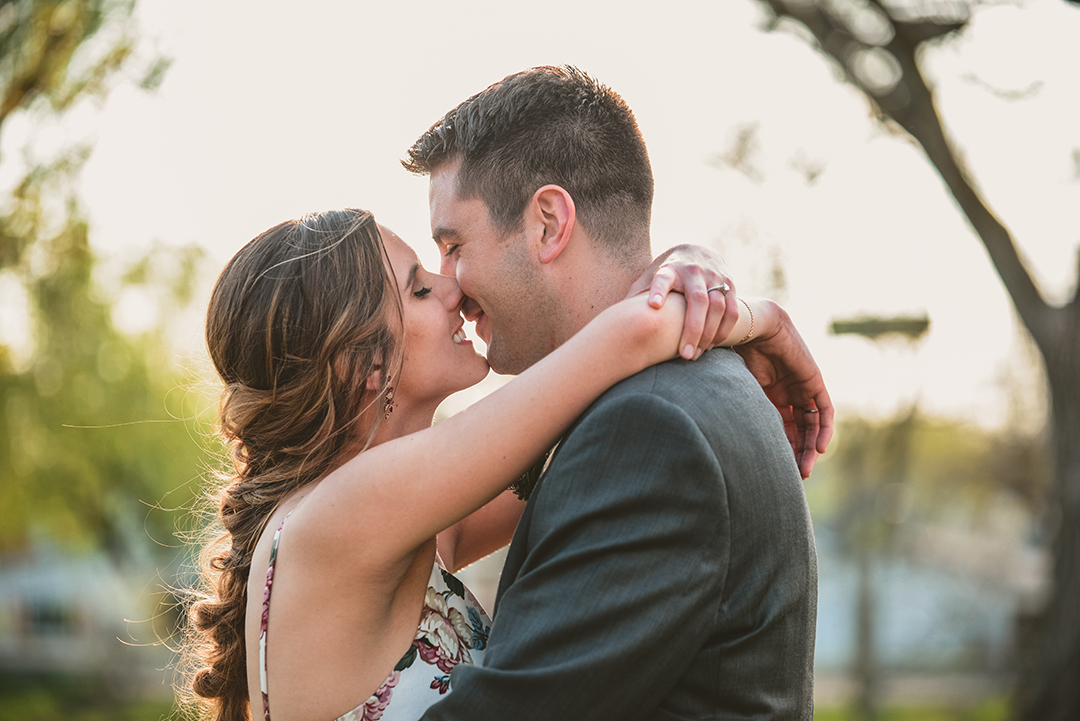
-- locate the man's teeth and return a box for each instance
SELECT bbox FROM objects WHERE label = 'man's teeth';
[453,329,466,344]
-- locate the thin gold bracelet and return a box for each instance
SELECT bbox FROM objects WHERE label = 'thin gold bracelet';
[736,297,754,344]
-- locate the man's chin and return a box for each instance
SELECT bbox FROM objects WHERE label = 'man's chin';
[485,346,533,376]
[483,345,513,376]
[485,356,512,376]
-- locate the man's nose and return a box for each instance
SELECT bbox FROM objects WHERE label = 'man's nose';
[462,296,483,322]
[439,255,457,276]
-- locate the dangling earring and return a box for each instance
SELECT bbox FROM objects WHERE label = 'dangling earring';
[383,375,395,419]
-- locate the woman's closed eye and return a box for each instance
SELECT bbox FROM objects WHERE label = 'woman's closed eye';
[413,286,432,299]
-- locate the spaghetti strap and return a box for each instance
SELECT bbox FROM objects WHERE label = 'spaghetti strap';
[259,511,291,721]
[253,512,491,721]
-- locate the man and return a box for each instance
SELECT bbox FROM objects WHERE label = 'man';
[405,66,826,720]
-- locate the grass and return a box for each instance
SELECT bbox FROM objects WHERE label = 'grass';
[1,673,1013,721]
[814,697,1011,721]
[0,674,178,721]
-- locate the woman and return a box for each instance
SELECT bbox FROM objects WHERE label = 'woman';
[186,208,804,721]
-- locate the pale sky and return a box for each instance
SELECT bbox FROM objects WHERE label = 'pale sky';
[6,0,1078,432]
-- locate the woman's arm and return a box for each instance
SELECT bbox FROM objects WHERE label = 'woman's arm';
[299,293,688,567]
[629,246,834,476]
[438,297,788,572]
[627,244,738,359]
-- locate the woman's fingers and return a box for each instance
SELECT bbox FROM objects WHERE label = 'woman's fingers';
[711,282,738,348]
[681,280,710,359]
[647,266,678,308]
[698,291,726,358]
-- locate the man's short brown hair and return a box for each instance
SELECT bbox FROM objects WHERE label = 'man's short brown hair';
[403,66,653,261]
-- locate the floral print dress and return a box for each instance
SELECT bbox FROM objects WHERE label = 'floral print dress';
[260,515,492,721]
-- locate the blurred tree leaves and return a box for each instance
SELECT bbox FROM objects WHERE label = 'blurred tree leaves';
[807,411,1049,719]
[0,0,135,137]
[811,415,1050,526]
[0,0,210,556]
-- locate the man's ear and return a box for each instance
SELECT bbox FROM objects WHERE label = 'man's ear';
[530,185,576,265]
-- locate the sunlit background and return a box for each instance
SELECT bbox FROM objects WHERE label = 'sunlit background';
[2,0,1078,719]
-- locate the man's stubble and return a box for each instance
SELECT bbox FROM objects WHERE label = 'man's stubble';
[482,238,564,377]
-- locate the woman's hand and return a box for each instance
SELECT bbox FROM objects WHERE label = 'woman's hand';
[613,291,690,368]
[729,300,834,479]
[629,275,833,478]
[627,244,737,361]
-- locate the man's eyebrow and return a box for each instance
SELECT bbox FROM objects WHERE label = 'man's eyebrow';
[431,226,459,245]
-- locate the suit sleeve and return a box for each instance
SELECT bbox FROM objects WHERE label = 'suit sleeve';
[420,391,731,721]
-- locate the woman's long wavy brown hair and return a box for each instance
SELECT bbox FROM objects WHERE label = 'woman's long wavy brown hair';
[184,209,401,721]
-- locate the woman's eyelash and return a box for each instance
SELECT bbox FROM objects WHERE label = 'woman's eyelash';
[413,286,432,298]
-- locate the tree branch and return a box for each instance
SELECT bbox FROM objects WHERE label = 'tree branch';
[760,0,1053,346]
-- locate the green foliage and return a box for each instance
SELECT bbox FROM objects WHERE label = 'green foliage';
[807,414,1049,528]
[0,158,213,552]
[0,0,139,137]
[0,0,212,555]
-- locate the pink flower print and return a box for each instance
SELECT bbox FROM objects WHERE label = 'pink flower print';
[261,563,274,630]
[336,670,400,721]
[430,674,451,695]
[415,588,473,673]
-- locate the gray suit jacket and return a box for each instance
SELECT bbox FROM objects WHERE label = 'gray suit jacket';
[422,349,817,720]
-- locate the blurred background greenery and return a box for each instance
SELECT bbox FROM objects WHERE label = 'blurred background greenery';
[1,1,1077,720]
[0,1,211,717]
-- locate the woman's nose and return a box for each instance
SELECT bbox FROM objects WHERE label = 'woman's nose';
[435,273,465,310]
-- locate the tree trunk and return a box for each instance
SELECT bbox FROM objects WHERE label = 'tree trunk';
[1019,336,1080,721]
[855,541,878,721]
[756,1,1080,716]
